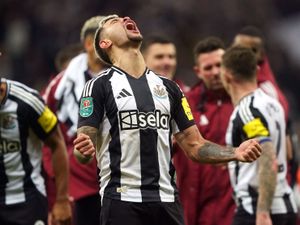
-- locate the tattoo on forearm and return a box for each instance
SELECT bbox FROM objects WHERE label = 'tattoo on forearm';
[77,126,98,147]
[257,141,277,213]
[197,142,236,163]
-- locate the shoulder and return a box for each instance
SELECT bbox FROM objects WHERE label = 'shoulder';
[7,80,45,113]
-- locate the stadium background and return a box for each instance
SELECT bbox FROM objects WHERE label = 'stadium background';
[0,0,300,130]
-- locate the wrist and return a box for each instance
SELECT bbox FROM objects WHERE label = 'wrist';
[74,148,93,164]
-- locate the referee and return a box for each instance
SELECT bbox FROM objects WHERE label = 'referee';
[73,15,262,225]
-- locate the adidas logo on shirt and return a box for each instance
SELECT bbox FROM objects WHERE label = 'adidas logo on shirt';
[117,89,132,99]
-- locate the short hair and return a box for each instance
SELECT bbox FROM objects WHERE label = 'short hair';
[94,14,119,66]
[80,16,105,42]
[193,37,225,63]
[222,46,257,81]
[55,43,83,71]
[237,26,264,40]
[141,35,174,53]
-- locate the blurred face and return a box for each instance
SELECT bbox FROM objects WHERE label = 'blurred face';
[194,49,224,90]
[233,34,263,64]
[220,66,230,93]
[144,43,177,80]
[102,16,143,47]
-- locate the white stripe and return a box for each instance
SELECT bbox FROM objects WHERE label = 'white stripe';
[88,78,97,97]
[83,80,92,97]
[146,71,175,202]
[10,85,44,113]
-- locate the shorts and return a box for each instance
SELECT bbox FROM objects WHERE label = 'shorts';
[232,205,297,225]
[100,197,185,225]
[0,192,48,225]
[74,193,101,225]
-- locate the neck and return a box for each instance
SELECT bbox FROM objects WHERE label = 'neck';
[230,81,257,106]
[111,48,146,78]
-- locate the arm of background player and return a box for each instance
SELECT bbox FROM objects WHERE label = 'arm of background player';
[44,125,72,224]
[256,141,277,225]
[174,125,261,164]
[73,126,98,164]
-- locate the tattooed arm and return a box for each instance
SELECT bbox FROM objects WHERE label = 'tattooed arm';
[73,126,98,164]
[174,125,261,163]
[256,141,277,225]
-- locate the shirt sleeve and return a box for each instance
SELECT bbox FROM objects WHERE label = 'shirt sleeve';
[77,78,104,129]
[168,81,195,132]
[23,93,58,140]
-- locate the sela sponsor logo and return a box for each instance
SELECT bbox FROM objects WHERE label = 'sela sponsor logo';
[0,139,21,154]
[119,110,169,130]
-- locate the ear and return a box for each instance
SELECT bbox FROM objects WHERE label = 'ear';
[99,39,112,49]
[193,65,202,79]
[84,36,94,52]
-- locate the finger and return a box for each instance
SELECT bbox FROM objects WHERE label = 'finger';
[246,149,258,161]
[82,148,95,156]
[74,139,91,149]
[73,136,89,145]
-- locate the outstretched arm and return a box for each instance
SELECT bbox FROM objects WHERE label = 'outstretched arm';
[44,125,72,225]
[73,126,98,164]
[175,125,261,163]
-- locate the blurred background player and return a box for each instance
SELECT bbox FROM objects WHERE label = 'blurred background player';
[0,78,71,225]
[221,46,297,225]
[232,25,299,188]
[42,16,107,225]
[142,35,189,93]
[173,37,235,225]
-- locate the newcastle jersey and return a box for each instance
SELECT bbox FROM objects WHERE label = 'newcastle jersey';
[78,66,194,202]
[0,79,58,205]
[226,88,297,214]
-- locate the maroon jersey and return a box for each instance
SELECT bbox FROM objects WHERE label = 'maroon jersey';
[173,82,235,225]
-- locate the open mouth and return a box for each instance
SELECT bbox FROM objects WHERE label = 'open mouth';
[125,20,139,33]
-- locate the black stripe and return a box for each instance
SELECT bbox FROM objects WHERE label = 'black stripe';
[122,89,132,96]
[0,155,8,204]
[127,73,160,202]
[103,71,121,200]
[119,92,127,97]
[248,185,258,213]
[283,193,294,213]
[168,116,177,195]
[15,97,39,200]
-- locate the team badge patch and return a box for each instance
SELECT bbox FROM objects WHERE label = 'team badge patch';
[243,118,269,138]
[181,97,193,121]
[80,97,94,117]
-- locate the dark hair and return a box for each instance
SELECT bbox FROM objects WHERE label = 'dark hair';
[193,37,225,63]
[141,35,174,53]
[54,43,83,71]
[94,27,113,66]
[238,26,264,40]
[222,46,257,81]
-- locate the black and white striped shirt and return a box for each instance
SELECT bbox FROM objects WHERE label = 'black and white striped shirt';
[78,66,194,202]
[226,88,297,214]
[0,79,58,205]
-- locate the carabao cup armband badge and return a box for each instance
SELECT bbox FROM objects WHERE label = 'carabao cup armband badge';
[80,97,94,117]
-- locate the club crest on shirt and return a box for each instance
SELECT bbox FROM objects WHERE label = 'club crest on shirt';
[153,85,167,99]
[1,114,17,129]
[80,97,94,117]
